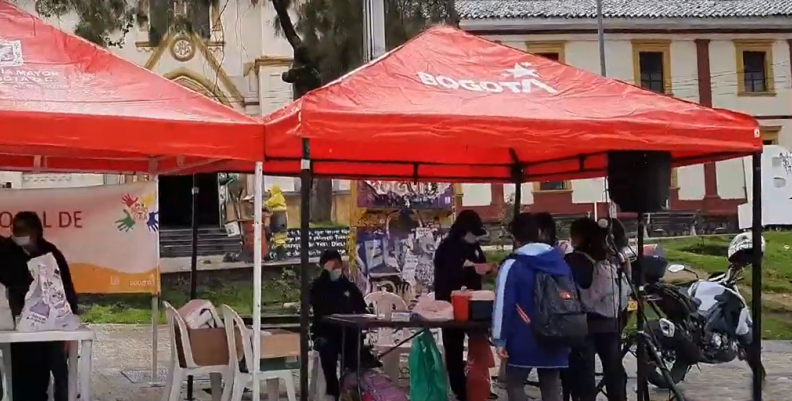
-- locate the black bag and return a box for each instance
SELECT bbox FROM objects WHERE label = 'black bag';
[531,270,588,346]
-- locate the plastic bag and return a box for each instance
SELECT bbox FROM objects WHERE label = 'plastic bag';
[308,350,327,401]
[0,283,14,330]
[409,331,448,401]
[412,299,453,321]
[17,253,79,332]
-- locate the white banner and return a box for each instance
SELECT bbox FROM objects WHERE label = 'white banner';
[0,181,159,294]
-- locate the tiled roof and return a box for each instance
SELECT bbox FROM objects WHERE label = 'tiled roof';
[457,0,792,20]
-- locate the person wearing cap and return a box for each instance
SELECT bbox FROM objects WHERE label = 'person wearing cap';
[309,249,367,401]
[434,210,496,401]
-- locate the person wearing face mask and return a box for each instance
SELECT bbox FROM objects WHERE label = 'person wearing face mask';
[434,210,495,401]
[4,211,78,401]
[309,249,367,401]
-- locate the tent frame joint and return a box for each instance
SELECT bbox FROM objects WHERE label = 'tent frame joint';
[509,149,523,184]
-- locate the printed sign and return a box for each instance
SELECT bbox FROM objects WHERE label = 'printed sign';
[0,182,159,294]
[271,227,350,260]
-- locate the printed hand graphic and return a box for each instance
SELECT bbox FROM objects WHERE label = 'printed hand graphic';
[115,210,135,232]
[121,194,138,207]
[147,211,159,232]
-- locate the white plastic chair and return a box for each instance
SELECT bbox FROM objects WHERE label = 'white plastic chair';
[364,289,409,382]
[162,302,231,401]
[219,304,297,401]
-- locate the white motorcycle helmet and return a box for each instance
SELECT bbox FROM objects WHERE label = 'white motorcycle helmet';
[727,232,766,265]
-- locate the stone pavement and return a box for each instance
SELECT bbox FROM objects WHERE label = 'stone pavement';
[91,324,792,401]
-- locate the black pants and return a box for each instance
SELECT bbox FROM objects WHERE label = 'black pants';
[566,333,626,401]
[52,342,69,401]
[442,328,467,401]
[317,331,361,401]
[11,342,56,401]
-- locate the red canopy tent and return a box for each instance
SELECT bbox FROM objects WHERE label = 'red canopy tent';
[0,0,262,174]
[264,27,767,401]
[1,6,271,398]
[262,25,760,182]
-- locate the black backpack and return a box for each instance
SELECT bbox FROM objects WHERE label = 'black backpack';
[512,254,588,346]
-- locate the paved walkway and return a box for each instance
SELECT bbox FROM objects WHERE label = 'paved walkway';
[91,324,792,401]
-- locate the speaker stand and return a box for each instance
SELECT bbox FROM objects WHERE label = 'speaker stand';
[635,212,650,401]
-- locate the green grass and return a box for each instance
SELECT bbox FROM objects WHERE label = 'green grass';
[80,271,303,324]
[657,232,792,293]
[79,233,792,340]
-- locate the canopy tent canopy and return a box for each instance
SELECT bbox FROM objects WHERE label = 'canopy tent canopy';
[262,26,761,183]
[0,0,262,175]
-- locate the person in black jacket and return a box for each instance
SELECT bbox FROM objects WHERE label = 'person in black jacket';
[309,249,366,401]
[3,211,79,401]
[433,210,495,401]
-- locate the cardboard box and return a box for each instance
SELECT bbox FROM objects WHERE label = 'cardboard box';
[175,326,231,367]
[175,326,299,367]
[259,329,300,359]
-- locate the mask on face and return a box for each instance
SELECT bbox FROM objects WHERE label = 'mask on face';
[328,269,342,281]
[463,232,478,244]
[12,236,31,247]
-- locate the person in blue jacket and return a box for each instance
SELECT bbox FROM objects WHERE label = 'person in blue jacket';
[492,212,573,401]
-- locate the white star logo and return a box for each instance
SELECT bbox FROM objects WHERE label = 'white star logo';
[504,62,540,79]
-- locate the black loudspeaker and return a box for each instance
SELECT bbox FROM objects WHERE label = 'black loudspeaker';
[607,151,672,213]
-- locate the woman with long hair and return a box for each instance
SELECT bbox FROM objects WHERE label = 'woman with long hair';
[564,218,626,401]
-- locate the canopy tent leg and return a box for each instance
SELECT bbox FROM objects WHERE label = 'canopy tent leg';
[151,174,162,387]
[252,162,264,401]
[510,150,523,249]
[150,295,159,385]
[751,152,763,401]
[187,173,200,401]
[512,180,521,250]
[299,139,312,401]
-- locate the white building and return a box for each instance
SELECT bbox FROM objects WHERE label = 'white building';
[8,0,792,226]
[456,0,792,221]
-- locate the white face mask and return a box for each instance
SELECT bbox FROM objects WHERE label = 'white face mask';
[12,236,31,247]
[463,232,478,244]
[328,269,342,281]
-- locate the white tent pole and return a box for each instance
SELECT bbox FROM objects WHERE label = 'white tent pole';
[252,161,264,401]
[151,295,159,384]
[152,173,161,385]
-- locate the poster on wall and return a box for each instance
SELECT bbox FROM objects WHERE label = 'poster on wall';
[353,209,446,300]
[0,181,160,294]
[357,181,454,209]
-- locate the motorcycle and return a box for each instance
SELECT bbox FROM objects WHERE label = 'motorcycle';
[642,261,766,388]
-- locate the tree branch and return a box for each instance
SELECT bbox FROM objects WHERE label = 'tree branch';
[271,0,302,50]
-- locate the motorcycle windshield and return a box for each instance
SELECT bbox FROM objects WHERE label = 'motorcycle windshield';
[690,281,727,313]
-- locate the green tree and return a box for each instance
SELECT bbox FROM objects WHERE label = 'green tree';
[29,0,215,47]
[270,0,456,222]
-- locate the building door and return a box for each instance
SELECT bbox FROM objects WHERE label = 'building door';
[158,174,220,227]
